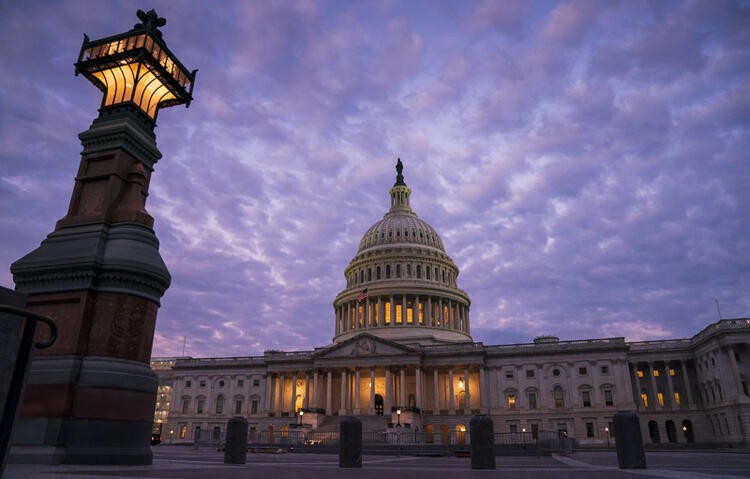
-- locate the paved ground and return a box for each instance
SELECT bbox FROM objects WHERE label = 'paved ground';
[4,446,750,479]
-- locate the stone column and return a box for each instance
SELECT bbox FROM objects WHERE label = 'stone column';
[389,295,394,326]
[648,363,661,409]
[449,368,455,414]
[369,367,376,415]
[326,370,333,415]
[401,296,406,324]
[313,370,319,409]
[304,371,310,409]
[415,367,422,410]
[340,369,347,415]
[377,297,382,326]
[277,374,285,415]
[354,368,361,415]
[665,363,676,409]
[385,368,392,413]
[291,372,298,415]
[479,366,488,413]
[681,361,695,408]
[464,365,471,413]
[399,367,406,408]
[727,346,746,399]
[264,373,273,413]
[631,364,642,408]
[427,296,432,326]
[433,368,440,412]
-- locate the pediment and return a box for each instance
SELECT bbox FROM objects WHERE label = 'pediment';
[315,333,415,359]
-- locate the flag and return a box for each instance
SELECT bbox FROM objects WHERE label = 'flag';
[357,288,368,303]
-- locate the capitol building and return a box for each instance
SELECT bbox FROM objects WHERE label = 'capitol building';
[152,162,750,448]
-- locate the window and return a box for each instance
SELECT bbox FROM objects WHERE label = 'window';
[553,369,561,377]
[360,270,364,283]
[251,399,259,415]
[253,379,260,387]
[237,379,244,387]
[604,389,614,406]
[581,390,591,407]
[185,380,192,388]
[528,392,537,409]
[657,392,664,407]
[579,367,588,376]
[416,265,421,278]
[376,266,381,279]
[426,267,431,280]
[507,394,516,410]
[197,398,205,413]
[554,386,564,408]
[395,304,402,324]
[181,398,189,414]
[386,265,391,278]
[711,358,715,367]
[509,424,518,433]
[367,268,372,281]
[586,422,594,438]
[641,391,648,408]
[505,370,514,379]
[653,370,660,377]
[179,424,187,439]
[216,395,224,414]
[600,366,609,374]
[637,370,644,378]
[235,399,243,414]
[385,302,391,324]
[526,369,534,378]
[669,368,676,376]
[396,264,401,278]
[199,380,206,388]
[531,423,539,439]
[674,392,681,406]
[406,264,411,276]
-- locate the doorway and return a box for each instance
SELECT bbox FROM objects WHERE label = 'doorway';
[375,394,384,416]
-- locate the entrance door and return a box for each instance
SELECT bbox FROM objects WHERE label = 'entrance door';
[375,394,384,416]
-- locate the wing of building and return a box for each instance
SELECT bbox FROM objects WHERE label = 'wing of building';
[152,162,750,447]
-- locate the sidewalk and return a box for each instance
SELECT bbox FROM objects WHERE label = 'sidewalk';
[4,446,750,479]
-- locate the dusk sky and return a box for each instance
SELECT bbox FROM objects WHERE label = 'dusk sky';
[1,1,748,358]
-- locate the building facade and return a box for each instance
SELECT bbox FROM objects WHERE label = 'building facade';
[152,164,750,447]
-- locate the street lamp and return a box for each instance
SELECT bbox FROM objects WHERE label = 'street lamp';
[299,410,304,426]
[605,427,610,447]
[169,429,174,444]
[396,409,401,427]
[75,9,196,122]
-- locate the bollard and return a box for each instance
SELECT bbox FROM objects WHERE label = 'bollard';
[613,411,646,469]
[339,416,362,468]
[224,416,248,464]
[470,415,496,470]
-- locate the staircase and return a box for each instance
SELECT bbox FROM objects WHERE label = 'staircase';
[315,415,389,432]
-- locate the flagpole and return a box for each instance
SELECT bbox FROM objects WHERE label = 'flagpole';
[714,299,722,320]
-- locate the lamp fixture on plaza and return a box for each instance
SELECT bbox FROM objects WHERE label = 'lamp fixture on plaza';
[74,9,197,121]
[299,410,304,425]
[396,409,401,426]
[458,377,464,390]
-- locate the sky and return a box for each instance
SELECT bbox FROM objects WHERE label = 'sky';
[1,0,748,358]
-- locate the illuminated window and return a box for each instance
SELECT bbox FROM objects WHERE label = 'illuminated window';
[669,368,676,376]
[653,370,660,377]
[406,305,414,324]
[641,392,648,408]
[179,425,187,439]
[385,302,391,324]
[507,394,516,409]
[674,392,681,405]
[358,305,364,327]
[657,392,664,407]
[637,370,644,378]
[418,302,424,324]
[395,304,403,324]
[374,303,379,326]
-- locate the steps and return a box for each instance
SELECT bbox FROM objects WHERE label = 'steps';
[315,415,390,432]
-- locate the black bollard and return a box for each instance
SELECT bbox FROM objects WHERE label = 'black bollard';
[613,411,646,469]
[470,415,496,470]
[224,416,248,464]
[339,416,362,468]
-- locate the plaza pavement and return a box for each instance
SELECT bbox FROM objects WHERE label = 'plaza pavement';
[4,446,750,479]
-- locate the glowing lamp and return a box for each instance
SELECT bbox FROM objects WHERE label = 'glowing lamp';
[75,9,196,121]
[458,377,464,390]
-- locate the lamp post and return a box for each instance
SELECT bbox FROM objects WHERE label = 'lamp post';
[169,429,174,444]
[396,409,401,427]
[299,410,304,426]
[605,427,610,447]
[9,9,197,466]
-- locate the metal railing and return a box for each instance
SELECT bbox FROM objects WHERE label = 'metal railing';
[0,304,57,477]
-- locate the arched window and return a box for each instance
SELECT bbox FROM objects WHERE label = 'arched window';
[396,264,401,278]
[553,386,565,408]
[426,267,431,280]
[216,395,224,414]
[360,270,364,283]
[416,265,421,278]
[376,266,381,280]
[367,268,372,281]
[406,264,411,276]
[386,265,391,279]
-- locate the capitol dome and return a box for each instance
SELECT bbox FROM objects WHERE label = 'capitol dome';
[333,160,471,345]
